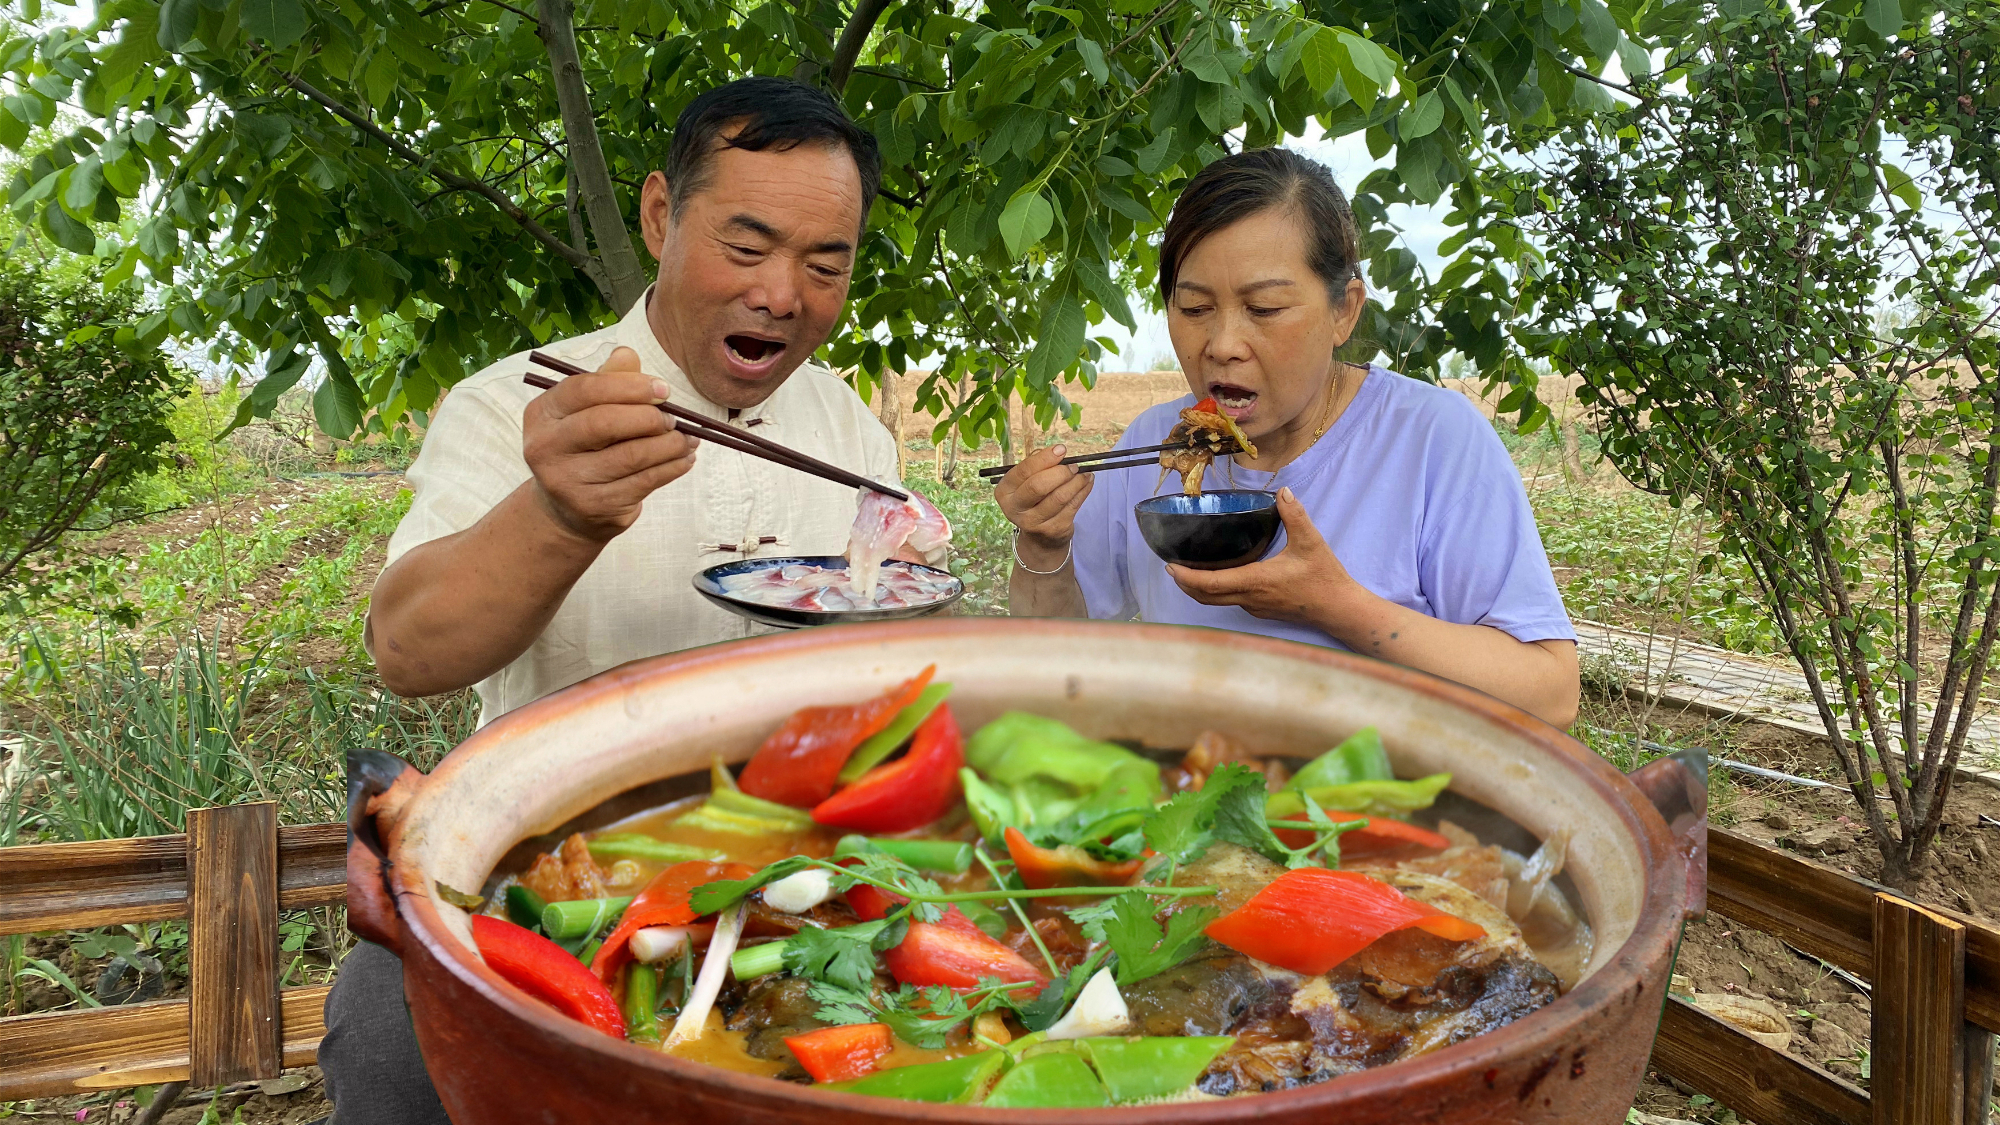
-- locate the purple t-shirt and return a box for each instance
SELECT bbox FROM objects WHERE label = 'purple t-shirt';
[1072,365,1576,651]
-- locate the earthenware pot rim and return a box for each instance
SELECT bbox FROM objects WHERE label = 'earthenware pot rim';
[377,618,1686,1120]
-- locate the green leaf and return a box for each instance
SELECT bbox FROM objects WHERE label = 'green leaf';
[1863,0,1902,36]
[157,0,199,49]
[313,363,366,438]
[1133,126,1176,174]
[1300,26,1341,92]
[1881,163,1919,210]
[1400,91,1444,139]
[1616,37,1651,80]
[1578,0,1619,62]
[41,198,94,254]
[783,925,880,993]
[1024,293,1086,389]
[1337,32,1395,88]
[1142,788,1215,867]
[999,187,1055,258]
[685,856,813,915]
[1077,37,1108,85]
[0,104,26,151]
[241,0,309,48]
[1207,763,1290,865]
[1102,889,1217,985]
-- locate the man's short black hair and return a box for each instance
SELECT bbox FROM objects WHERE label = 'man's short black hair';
[664,77,882,232]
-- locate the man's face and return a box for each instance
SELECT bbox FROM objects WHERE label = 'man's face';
[641,136,864,410]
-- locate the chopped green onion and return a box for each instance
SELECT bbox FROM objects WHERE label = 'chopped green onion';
[586,834,724,864]
[674,804,796,836]
[708,788,815,829]
[504,884,548,930]
[624,963,661,1042]
[540,896,633,940]
[832,835,973,873]
[838,682,953,783]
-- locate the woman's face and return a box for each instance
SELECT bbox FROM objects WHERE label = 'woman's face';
[1166,206,1366,443]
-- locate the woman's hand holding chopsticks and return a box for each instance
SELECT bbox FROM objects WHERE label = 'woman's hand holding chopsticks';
[523,346,703,543]
[993,445,1093,618]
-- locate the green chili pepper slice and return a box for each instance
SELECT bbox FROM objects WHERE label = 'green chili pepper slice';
[1079,1036,1234,1103]
[822,1050,1006,1103]
[981,1051,1110,1109]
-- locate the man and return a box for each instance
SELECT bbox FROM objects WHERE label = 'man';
[321,76,904,1124]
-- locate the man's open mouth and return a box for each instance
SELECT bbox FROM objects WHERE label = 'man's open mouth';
[724,334,788,368]
[1208,383,1257,418]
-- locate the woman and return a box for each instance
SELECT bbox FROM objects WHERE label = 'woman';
[998,148,1580,728]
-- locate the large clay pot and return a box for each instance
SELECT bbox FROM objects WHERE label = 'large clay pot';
[347,619,1706,1125]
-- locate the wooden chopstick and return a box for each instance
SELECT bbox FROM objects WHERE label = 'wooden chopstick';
[523,351,908,501]
[977,439,1243,480]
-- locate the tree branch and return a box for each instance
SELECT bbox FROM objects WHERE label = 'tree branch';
[536,0,649,310]
[276,71,601,278]
[828,0,897,95]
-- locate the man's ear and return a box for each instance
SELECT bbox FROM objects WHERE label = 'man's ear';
[639,171,673,260]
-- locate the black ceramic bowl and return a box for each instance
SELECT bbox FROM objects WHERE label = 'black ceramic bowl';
[1134,489,1281,570]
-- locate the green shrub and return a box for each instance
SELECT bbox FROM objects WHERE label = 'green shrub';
[0,260,186,607]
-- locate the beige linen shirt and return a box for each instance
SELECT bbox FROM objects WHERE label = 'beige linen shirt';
[375,291,900,726]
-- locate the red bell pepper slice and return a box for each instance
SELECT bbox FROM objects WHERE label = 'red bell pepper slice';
[1272,812,1450,856]
[884,914,1049,995]
[1193,395,1219,413]
[784,1022,895,1083]
[811,704,963,834]
[845,880,906,921]
[738,666,936,808]
[1204,868,1486,975]
[1003,827,1142,889]
[590,859,756,983]
[471,915,626,1038]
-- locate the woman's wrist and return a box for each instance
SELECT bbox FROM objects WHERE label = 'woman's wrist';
[1304,574,1385,643]
[1013,530,1072,574]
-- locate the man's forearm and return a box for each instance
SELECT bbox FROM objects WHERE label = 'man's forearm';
[367,482,607,696]
[1311,587,1581,728]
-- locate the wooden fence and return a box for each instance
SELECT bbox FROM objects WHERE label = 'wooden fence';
[0,804,343,1099]
[0,811,1995,1124]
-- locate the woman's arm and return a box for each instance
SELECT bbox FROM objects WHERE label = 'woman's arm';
[1168,488,1582,728]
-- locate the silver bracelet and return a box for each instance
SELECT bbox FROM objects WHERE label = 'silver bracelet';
[1011,531,1072,575]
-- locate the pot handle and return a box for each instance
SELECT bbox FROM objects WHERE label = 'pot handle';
[347,748,420,955]
[1626,748,1708,920]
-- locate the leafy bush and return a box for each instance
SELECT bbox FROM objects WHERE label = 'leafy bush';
[0,260,185,608]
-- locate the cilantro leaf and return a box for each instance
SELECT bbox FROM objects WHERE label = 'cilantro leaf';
[1102,891,1218,986]
[1063,900,1119,945]
[1142,787,1216,866]
[1009,946,1109,1032]
[686,856,814,916]
[1207,762,1290,866]
[805,981,880,1027]
[875,983,971,1050]
[780,925,879,993]
[846,852,945,923]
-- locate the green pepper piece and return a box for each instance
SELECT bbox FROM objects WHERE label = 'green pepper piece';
[1079,1036,1234,1103]
[823,1050,1006,1103]
[1070,758,1163,819]
[981,1051,1109,1109]
[586,835,725,864]
[1009,777,1084,828]
[1265,773,1454,821]
[504,884,548,930]
[831,835,973,874]
[1286,727,1395,792]
[960,769,1019,845]
[707,787,815,829]
[839,682,953,783]
[966,713,1140,790]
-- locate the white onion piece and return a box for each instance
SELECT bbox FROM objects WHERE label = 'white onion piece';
[1045,967,1131,1040]
[761,869,836,915]
[662,905,745,1049]
[629,926,691,964]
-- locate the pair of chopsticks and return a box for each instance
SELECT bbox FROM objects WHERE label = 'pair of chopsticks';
[522,351,908,501]
[976,440,1244,481]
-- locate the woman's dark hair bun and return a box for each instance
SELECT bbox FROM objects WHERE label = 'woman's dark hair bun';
[1158,148,1363,305]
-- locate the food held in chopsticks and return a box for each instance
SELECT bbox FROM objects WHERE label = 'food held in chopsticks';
[1158,397,1259,497]
[846,489,952,600]
[479,676,1590,1105]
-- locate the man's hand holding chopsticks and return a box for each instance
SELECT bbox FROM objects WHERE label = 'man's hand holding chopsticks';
[523,346,702,543]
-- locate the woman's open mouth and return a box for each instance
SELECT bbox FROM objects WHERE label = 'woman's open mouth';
[1208,383,1257,419]
[723,333,788,377]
